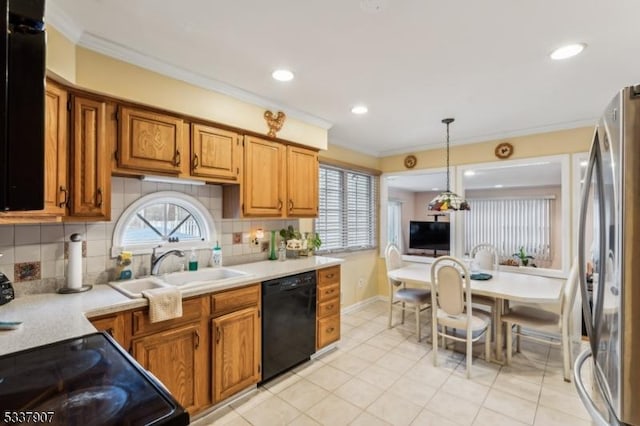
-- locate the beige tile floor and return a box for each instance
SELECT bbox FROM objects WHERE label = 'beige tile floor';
[193,300,593,426]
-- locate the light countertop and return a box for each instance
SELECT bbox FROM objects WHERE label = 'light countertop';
[0,256,343,357]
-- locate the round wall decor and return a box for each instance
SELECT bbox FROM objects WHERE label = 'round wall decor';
[404,154,417,169]
[495,142,514,159]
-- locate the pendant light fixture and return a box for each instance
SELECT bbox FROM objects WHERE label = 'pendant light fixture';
[428,118,470,212]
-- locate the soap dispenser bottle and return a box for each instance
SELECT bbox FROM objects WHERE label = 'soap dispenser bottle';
[188,249,198,271]
[212,242,222,268]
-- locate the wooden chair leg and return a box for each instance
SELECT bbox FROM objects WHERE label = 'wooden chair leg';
[388,294,393,329]
[516,325,521,353]
[506,321,513,365]
[401,302,406,324]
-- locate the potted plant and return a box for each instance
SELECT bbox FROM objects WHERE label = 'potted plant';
[279,226,302,258]
[513,246,535,267]
[301,232,322,256]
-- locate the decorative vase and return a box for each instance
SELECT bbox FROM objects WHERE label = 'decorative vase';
[269,231,278,260]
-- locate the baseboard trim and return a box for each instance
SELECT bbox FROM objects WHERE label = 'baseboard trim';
[342,295,386,314]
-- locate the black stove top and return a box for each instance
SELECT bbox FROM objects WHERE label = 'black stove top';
[0,332,189,426]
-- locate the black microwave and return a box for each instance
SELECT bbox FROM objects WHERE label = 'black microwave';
[0,0,45,211]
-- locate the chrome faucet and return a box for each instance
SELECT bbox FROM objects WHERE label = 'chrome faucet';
[150,246,185,275]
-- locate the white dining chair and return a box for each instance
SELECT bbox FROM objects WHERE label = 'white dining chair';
[469,243,499,340]
[501,262,579,381]
[430,256,491,379]
[384,243,431,341]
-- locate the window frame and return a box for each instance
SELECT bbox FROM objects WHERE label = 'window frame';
[111,191,215,257]
[315,163,378,254]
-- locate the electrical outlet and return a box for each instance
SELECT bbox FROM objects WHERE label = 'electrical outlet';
[358,277,365,288]
[261,242,269,252]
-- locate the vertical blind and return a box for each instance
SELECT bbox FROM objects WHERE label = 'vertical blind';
[315,164,377,252]
[464,197,553,262]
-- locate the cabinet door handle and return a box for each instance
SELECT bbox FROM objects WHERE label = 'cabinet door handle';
[277,199,283,210]
[194,330,200,349]
[59,186,68,208]
[175,149,181,166]
[288,199,294,212]
[105,327,114,337]
[327,304,334,310]
[192,153,199,170]
[96,188,103,207]
[326,273,335,279]
[327,327,335,333]
[216,326,221,344]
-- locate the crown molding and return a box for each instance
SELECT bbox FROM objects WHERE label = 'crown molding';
[75,32,332,130]
[45,2,83,43]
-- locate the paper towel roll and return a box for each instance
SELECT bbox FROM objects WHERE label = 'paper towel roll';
[67,233,83,290]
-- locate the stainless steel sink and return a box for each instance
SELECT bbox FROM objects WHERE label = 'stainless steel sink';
[162,268,251,287]
[108,277,171,298]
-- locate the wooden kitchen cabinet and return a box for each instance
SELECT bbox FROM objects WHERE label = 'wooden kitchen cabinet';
[223,137,319,218]
[117,106,185,174]
[286,145,318,217]
[0,81,68,223]
[211,284,261,402]
[132,321,206,413]
[190,123,242,182]
[316,266,341,349]
[242,136,286,217]
[68,95,111,220]
[131,295,209,414]
[89,312,129,349]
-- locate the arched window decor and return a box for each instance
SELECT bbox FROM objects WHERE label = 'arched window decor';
[111,191,216,257]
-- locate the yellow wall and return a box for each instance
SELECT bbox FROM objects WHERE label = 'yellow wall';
[319,143,382,171]
[46,27,76,83]
[380,127,593,172]
[46,27,328,150]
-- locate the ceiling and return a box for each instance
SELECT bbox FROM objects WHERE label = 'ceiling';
[47,0,640,157]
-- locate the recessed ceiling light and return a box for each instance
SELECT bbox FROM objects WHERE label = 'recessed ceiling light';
[272,69,294,82]
[431,187,439,191]
[464,170,476,177]
[494,184,504,188]
[351,105,368,115]
[550,43,586,60]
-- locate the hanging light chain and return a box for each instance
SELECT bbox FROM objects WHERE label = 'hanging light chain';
[446,120,450,191]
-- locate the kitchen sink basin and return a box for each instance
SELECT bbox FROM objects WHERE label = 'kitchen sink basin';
[162,268,251,287]
[108,277,171,298]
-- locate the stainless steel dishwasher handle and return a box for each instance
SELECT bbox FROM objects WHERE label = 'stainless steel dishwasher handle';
[573,349,620,426]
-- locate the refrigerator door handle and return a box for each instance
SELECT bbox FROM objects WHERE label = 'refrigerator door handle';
[592,128,609,360]
[578,131,598,354]
[574,349,621,426]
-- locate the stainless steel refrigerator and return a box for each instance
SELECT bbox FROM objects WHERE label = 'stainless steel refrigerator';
[575,85,640,426]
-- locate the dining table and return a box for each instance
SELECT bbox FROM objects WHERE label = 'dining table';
[387,262,566,362]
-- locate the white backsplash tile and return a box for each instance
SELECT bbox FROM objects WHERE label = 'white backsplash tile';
[2,177,298,291]
[15,225,41,245]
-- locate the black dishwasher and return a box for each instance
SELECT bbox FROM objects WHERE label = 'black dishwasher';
[261,271,317,382]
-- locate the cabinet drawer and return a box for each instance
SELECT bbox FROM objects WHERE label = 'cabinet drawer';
[317,314,340,349]
[211,284,260,317]
[318,266,340,286]
[133,297,202,337]
[317,298,340,318]
[317,282,340,302]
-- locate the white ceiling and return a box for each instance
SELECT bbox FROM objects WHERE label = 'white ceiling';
[47,0,640,157]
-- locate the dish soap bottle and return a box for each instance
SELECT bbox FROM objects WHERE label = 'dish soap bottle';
[188,249,198,271]
[212,242,222,268]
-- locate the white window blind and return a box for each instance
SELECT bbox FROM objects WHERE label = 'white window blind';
[464,197,552,263]
[315,164,377,252]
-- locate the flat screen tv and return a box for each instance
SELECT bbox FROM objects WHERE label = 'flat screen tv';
[409,221,450,251]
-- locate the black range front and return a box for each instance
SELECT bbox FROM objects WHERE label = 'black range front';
[261,270,317,383]
[0,332,189,426]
